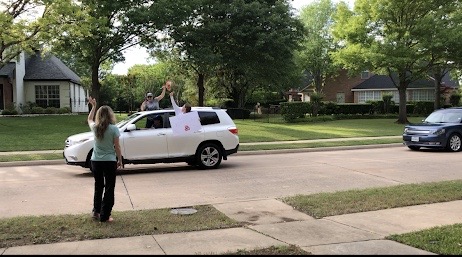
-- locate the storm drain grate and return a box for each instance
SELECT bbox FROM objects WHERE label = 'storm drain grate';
[170,207,198,215]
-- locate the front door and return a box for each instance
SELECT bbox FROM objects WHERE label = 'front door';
[0,84,4,110]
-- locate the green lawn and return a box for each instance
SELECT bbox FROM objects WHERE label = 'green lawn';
[0,114,422,152]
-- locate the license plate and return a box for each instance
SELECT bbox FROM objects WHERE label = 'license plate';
[411,136,419,142]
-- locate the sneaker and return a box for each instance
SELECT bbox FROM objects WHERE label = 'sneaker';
[100,216,114,223]
[92,212,100,220]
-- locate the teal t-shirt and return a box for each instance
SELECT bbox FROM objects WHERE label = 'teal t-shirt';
[89,122,120,162]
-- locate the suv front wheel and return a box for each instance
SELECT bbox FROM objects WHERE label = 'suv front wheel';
[196,143,222,169]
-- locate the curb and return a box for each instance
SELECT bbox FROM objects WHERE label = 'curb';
[0,143,403,168]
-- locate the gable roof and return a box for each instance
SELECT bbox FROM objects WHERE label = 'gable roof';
[353,72,458,90]
[23,51,81,84]
[0,63,16,77]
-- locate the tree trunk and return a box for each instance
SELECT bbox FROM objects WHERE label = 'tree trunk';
[314,70,323,93]
[91,64,100,107]
[433,67,442,110]
[397,81,409,124]
[197,73,205,107]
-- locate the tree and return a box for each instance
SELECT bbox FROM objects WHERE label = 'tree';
[331,0,453,124]
[153,0,304,108]
[50,0,177,104]
[420,1,462,109]
[0,0,72,68]
[296,0,339,93]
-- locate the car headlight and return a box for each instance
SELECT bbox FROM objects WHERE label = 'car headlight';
[430,128,445,136]
[404,128,409,133]
[66,138,90,147]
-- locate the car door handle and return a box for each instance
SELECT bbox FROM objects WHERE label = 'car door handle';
[157,133,166,136]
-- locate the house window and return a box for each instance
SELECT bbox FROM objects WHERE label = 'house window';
[361,70,369,79]
[357,90,382,103]
[411,89,434,102]
[357,90,402,104]
[336,93,345,103]
[35,85,60,108]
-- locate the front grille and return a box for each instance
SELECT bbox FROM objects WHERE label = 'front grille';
[405,129,431,135]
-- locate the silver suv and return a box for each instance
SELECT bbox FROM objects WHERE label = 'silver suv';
[63,107,239,171]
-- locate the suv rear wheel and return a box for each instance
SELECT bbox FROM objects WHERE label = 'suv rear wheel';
[196,143,222,169]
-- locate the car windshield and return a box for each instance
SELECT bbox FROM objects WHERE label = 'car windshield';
[116,113,142,128]
[424,110,462,123]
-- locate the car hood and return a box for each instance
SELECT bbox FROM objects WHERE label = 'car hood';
[67,131,94,142]
[405,123,460,132]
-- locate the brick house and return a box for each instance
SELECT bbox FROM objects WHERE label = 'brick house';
[0,50,88,113]
[288,69,459,104]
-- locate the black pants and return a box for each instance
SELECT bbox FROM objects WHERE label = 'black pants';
[91,160,117,222]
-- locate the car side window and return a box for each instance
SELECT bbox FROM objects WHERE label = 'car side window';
[198,111,220,126]
[133,116,148,129]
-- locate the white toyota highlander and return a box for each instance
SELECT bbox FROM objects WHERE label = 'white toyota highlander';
[63,107,239,171]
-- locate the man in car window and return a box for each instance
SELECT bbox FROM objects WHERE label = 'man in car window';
[152,115,163,129]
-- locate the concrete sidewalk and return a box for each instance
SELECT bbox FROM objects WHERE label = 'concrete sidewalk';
[2,198,453,254]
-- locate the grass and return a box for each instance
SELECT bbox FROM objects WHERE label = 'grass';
[0,205,240,248]
[223,245,311,255]
[387,224,462,255]
[0,114,420,152]
[239,138,402,151]
[280,180,462,219]
[2,114,460,254]
[235,118,409,143]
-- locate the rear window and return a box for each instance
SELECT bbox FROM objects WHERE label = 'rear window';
[198,111,220,125]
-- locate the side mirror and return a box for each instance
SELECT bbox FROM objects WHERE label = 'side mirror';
[126,124,136,131]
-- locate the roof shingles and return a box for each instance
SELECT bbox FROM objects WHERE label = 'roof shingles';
[353,73,458,90]
[23,52,80,84]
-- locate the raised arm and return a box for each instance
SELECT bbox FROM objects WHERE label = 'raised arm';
[155,85,167,101]
[170,92,182,116]
[87,96,97,125]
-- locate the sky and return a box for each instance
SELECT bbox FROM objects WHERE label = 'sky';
[111,0,355,75]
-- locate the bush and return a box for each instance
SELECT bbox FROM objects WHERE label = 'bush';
[450,93,461,106]
[31,106,45,114]
[2,102,18,115]
[280,102,310,122]
[411,101,434,116]
[45,107,58,114]
[1,109,18,115]
[58,107,71,114]
[226,108,251,119]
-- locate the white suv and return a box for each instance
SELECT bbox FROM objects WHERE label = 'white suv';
[63,107,239,171]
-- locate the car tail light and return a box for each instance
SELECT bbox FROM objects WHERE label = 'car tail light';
[228,127,238,135]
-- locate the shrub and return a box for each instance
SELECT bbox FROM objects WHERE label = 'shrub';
[58,107,71,114]
[2,102,18,115]
[226,108,251,119]
[1,109,18,115]
[450,93,461,106]
[45,107,58,114]
[31,106,45,114]
[280,102,310,122]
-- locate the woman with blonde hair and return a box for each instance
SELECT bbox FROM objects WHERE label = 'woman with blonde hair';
[87,96,122,222]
